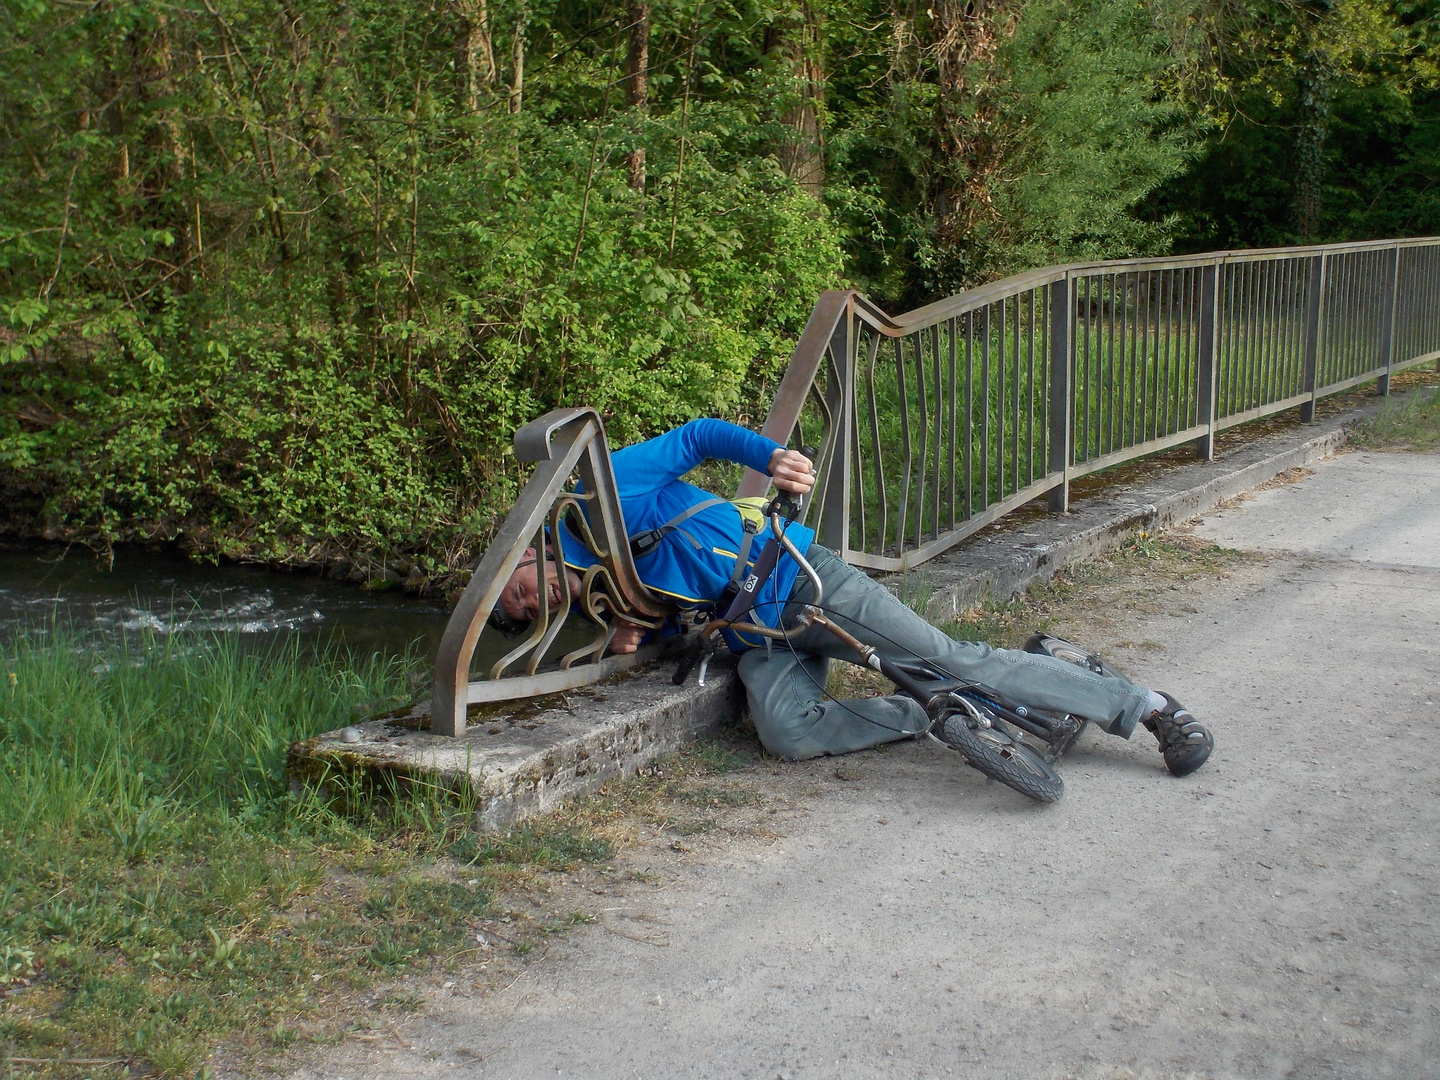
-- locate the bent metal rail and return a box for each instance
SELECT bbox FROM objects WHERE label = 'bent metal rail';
[433,237,1439,734]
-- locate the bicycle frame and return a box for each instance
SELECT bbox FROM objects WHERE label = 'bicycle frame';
[681,507,1089,764]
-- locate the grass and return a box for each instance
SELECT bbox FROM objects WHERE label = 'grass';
[1350,384,1440,451]
[0,627,625,1078]
[940,529,1253,651]
[0,624,771,1078]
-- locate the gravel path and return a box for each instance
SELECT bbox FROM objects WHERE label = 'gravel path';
[291,450,1440,1080]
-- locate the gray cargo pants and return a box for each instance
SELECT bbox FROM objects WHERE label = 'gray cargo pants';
[737,546,1153,761]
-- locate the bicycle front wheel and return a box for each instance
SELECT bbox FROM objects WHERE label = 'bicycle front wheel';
[938,708,1064,804]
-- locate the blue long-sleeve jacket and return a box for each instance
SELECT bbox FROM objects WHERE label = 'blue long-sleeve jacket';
[556,418,816,649]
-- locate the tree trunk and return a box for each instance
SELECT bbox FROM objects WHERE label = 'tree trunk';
[1293,58,1331,242]
[458,0,496,114]
[509,15,525,114]
[624,0,649,192]
[928,0,1018,280]
[764,3,824,198]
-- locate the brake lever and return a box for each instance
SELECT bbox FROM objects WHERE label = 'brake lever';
[672,633,721,686]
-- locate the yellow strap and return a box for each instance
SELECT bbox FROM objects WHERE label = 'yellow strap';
[731,496,768,533]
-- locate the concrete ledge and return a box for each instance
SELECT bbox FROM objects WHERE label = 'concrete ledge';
[912,413,1357,623]
[289,660,743,831]
[290,402,1380,830]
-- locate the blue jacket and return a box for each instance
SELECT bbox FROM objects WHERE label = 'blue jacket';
[556,419,816,649]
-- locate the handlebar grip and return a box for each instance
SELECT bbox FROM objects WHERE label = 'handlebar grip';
[768,445,820,519]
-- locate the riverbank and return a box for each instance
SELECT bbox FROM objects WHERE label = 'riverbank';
[0,630,621,1078]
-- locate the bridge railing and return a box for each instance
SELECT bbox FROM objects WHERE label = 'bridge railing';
[736,237,1440,572]
[432,237,1439,732]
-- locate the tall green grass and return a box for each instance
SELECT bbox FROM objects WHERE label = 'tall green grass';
[0,628,496,1077]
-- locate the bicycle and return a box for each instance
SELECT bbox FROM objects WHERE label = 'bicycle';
[670,475,1123,804]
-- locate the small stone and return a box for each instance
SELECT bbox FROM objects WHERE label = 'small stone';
[340,726,362,743]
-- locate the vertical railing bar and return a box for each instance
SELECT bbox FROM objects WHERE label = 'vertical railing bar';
[1012,291,1021,496]
[913,330,929,549]
[981,304,991,511]
[931,323,942,541]
[1157,267,1169,434]
[1259,257,1273,406]
[1261,256,1272,406]
[1144,270,1156,441]
[964,310,973,521]
[1002,295,1011,502]
[1247,258,1261,410]
[1322,251,1336,388]
[1002,293,1013,501]
[1232,260,1244,417]
[1141,270,1150,441]
[1301,252,1326,422]
[1334,251,1348,385]
[1216,263,1228,419]
[1027,288,1036,486]
[1245,259,1258,410]
[1120,272,1131,447]
[895,335,913,558]
[1181,267,1191,429]
[1104,273,1115,454]
[947,317,957,531]
[1290,257,1301,397]
[1128,271,1140,447]
[1078,277,1088,461]
[1376,247,1393,390]
[1228,260,1241,418]
[864,333,884,556]
[1350,251,1362,379]
[1047,274,1073,513]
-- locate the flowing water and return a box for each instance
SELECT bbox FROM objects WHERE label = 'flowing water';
[0,543,455,659]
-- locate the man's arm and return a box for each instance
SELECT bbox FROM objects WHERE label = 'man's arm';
[609,418,783,495]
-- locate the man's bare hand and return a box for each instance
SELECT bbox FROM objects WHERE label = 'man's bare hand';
[768,447,815,494]
[609,620,648,654]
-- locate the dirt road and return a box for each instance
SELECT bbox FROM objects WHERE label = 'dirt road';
[292,450,1440,1080]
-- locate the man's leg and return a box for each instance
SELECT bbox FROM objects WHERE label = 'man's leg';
[738,645,930,760]
[776,547,1155,738]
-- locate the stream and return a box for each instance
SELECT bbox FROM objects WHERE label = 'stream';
[0,543,456,659]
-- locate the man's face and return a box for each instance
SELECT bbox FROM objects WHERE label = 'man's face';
[497,549,583,624]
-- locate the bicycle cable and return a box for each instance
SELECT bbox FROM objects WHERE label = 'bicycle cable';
[743,594,969,739]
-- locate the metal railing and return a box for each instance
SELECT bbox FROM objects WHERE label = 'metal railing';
[432,408,674,735]
[737,237,1440,572]
[432,236,1439,733]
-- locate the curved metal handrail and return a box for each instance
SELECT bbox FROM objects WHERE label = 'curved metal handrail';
[431,407,673,736]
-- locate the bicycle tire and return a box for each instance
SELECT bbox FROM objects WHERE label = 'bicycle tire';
[939,708,1064,803]
[1024,632,1129,681]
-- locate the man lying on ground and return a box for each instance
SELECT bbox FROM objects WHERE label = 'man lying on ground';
[491,418,1213,776]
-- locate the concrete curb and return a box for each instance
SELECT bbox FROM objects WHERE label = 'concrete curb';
[290,403,1376,830]
[289,660,744,832]
[914,416,1357,624]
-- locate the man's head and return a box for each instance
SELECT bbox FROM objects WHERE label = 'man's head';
[488,547,583,636]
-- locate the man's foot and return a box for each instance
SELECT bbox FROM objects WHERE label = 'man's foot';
[1144,693,1213,777]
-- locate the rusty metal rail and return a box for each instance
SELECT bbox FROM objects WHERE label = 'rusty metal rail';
[738,237,1440,572]
[433,238,1439,733]
[432,408,674,736]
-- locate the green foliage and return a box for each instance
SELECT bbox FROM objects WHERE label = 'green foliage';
[1351,384,1440,449]
[0,0,845,565]
[0,0,1430,567]
[1150,0,1440,249]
